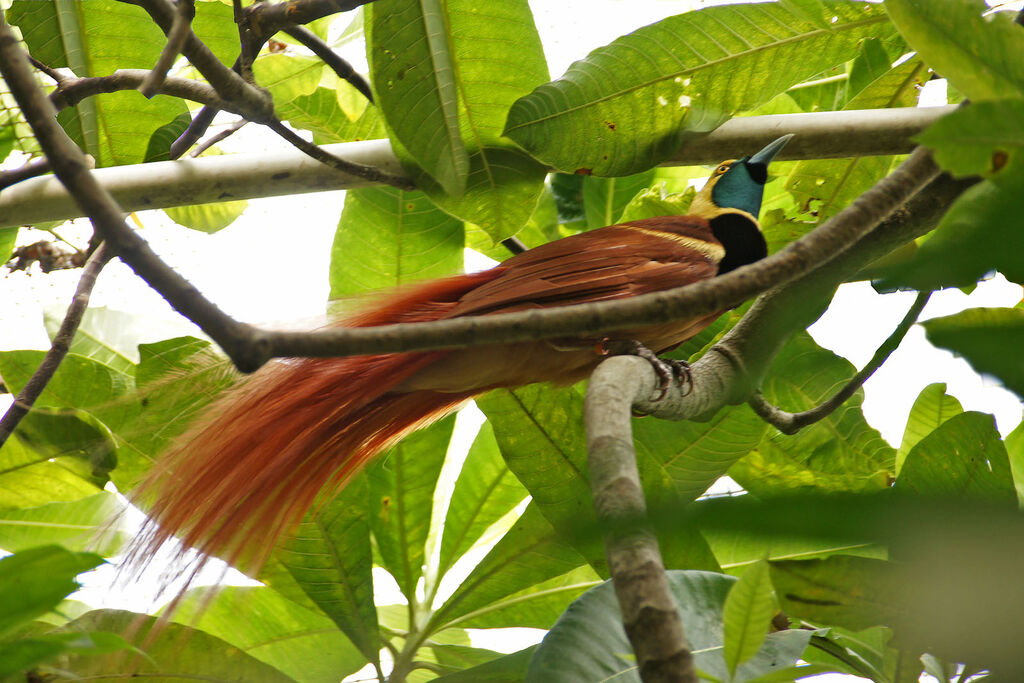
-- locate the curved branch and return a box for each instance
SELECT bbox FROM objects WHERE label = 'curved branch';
[139,0,195,98]
[748,289,933,434]
[0,157,52,192]
[170,105,218,159]
[585,356,696,683]
[282,25,374,102]
[264,118,415,190]
[244,0,376,38]
[0,243,111,447]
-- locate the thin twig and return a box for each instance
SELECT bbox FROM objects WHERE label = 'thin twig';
[748,290,933,434]
[283,25,374,102]
[500,236,528,255]
[190,120,247,157]
[139,0,195,98]
[28,55,66,83]
[0,243,111,448]
[170,106,218,159]
[265,117,415,190]
[0,157,51,192]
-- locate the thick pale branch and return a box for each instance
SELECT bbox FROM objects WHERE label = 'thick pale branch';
[748,290,933,434]
[585,357,696,683]
[0,107,952,228]
[0,244,111,447]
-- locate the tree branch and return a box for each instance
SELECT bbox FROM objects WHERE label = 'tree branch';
[265,118,415,190]
[138,0,195,98]
[121,0,274,121]
[586,357,696,683]
[748,289,933,434]
[0,243,111,448]
[0,157,52,192]
[190,120,247,158]
[282,25,373,102]
[0,107,952,229]
[243,0,376,38]
[170,105,218,159]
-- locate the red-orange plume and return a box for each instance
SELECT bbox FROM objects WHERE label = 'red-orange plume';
[132,269,502,572]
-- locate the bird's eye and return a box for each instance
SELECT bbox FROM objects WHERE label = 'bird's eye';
[716,164,730,174]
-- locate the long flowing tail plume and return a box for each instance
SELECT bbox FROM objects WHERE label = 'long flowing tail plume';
[131,270,502,573]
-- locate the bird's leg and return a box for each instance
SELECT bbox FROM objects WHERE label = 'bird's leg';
[598,339,693,399]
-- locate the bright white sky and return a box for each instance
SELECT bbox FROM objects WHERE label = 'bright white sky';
[1,1,1022,681]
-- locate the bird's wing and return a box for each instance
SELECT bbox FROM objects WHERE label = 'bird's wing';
[448,222,721,318]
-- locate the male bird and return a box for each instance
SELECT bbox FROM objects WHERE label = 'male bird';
[135,135,791,571]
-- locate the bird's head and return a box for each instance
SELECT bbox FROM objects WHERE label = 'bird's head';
[689,134,793,273]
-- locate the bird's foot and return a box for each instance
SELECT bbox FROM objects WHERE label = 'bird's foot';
[598,339,693,400]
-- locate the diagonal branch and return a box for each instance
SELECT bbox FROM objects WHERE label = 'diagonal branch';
[282,25,374,102]
[139,0,195,97]
[0,243,111,448]
[748,289,933,434]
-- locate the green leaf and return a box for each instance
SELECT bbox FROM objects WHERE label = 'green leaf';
[771,556,902,632]
[897,411,1017,506]
[430,503,588,631]
[143,111,192,163]
[368,0,469,196]
[723,560,777,676]
[884,0,1024,101]
[375,0,550,242]
[0,546,103,637]
[505,1,894,175]
[477,384,606,570]
[51,609,294,681]
[0,351,128,411]
[895,383,964,474]
[276,85,386,144]
[453,565,601,630]
[1007,422,1024,506]
[583,170,656,228]
[164,200,249,234]
[437,421,529,580]
[252,53,324,104]
[730,333,895,496]
[0,227,16,265]
[0,437,104,511]
[42,307,143,376]
[0,630,133,678]
[369,415,454,602]
[526,571,812,683]
[172,586,366,683]
[330,186,464,300]
[432,646,536,683]
[880,165,1024,290]
[922,308,1024,398]
[0,492,125,555]
[273,475,380,666]
[916,99,1024,179]
[616,183,695,224]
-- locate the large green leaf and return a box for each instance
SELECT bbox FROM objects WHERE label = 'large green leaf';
[771,556,902,632]
[273,474,380,666]
[477,384,605,570]
[730,333,896,496]
[372,0,550,242]
[432,646,536,683]
[895,383,964,474]
[505,1,894,176]
[0,437,103,511]
[526,570,814,683]
[916,99,1024,179]
[896,411,1016,505]
[453,565,601,631]
[251,53,323,105]
[368,0,468,196]
[8,0,189,166]
[51,609,294,681]
[723,560,777,677]
[1007,422,1024,505]
[884,0,1024,101]
[879,165,1024,289]
[369,415,454,603]
[0,492,124,555]
[582,170,656,229]
[0,546,102,637]
[922,308,1024,398]
[429,503,588,631]
[330,186,464,300]
[172,586,365,683]
[436,421,529,581]
[275,85,387,144]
